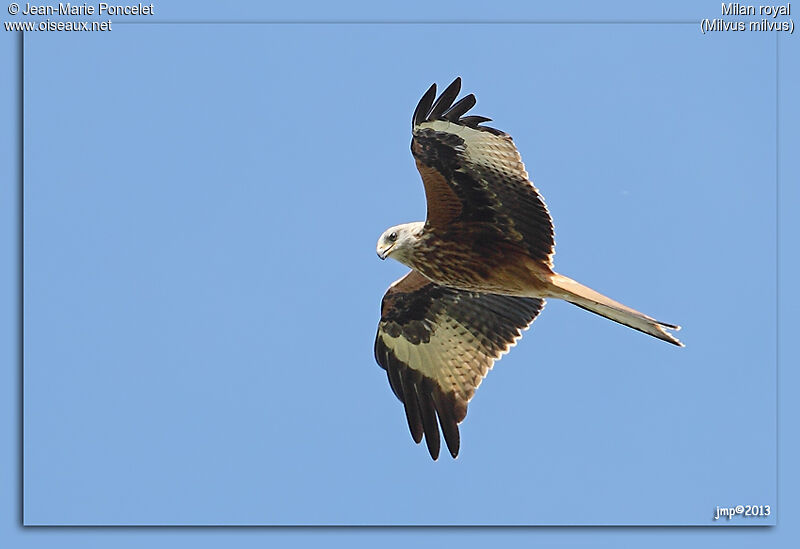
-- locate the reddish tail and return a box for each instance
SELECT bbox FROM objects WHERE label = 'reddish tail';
[548,274,683,346]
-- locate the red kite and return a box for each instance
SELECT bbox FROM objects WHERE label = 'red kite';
[375,78,681,460]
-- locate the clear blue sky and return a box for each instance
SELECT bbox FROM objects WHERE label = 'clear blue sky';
[2,0,799,546]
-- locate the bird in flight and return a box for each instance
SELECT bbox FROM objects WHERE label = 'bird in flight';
[374,77,682,461]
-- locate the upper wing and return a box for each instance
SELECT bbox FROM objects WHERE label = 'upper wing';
[411,77,555,266]
[374,271,544,460]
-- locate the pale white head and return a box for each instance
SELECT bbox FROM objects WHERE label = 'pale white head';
[376,222,425,266]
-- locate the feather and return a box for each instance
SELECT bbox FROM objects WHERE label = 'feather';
[400,367,424,443]
[443,94,476,122]
[415,379,441,460]
[412,83,436,128]
[459,115,492,127]
[427,77,461,121]
[432,388,461,458]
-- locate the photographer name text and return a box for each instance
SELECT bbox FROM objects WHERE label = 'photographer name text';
[20,2,153,15]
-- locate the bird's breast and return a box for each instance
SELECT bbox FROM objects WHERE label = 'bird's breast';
[410,234,552,296]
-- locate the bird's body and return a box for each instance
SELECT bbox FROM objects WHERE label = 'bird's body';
[387,222,551,296]
[374,78,682,460]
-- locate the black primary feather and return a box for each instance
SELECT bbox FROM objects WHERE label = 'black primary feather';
[412,83,437,128]
[412,78,497,132]
[443,94,476,121]
[415,380,441,460]
[432,389,460,458]
[427,77,461,121]
[459,115,492,127]
[401,372,424,444]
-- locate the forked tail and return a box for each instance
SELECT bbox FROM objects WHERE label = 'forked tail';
[548,274,683,347]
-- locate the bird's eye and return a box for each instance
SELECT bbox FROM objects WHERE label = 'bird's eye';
[388,231,398,242]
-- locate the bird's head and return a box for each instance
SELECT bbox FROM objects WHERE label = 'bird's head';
[376,222,424,264]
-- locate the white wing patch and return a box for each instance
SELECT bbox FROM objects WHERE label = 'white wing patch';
[378,305,532,403]
[418,119,532,184]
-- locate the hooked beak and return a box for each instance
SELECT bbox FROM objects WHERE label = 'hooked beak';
[377,244,394,260]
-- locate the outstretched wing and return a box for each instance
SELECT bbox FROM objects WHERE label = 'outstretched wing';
[411,77,555,266]
[374,271,544,460]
